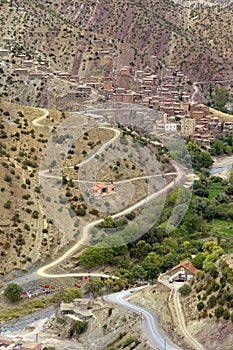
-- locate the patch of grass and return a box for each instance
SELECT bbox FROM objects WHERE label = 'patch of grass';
[206,218,233,239]
[0,298,52,321]
[121,336,135,348]
[208,188,223,200]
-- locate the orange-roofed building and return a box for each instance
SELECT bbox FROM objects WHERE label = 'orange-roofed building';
[90,183,115,196]
[169,260,198,282]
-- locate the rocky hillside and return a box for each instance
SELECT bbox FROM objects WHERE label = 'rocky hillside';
[174,0,233,7]
[0,100,67,275]
[0,0,233,109]
[180,254,233,350]
[44,298,154,350]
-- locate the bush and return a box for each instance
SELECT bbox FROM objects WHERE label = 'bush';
[223,309,230,320]
[207,295,216,308]
[76,206,86,216]
[197,301,205,311]
[179,284,191,296]
[32,211,39,219]
[215,306,224,319]
[4,175,12,182]
[34,186,41,193]
[4,283,22,302]
[16,234,25,245]
[4,200,11,209]
[71,320,88,335]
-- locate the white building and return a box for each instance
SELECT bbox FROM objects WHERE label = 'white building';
[164,123,177,132]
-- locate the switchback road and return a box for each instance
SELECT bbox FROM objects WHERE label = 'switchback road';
[105,286,183,350]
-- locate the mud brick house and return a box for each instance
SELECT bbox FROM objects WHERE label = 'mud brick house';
[90,183,115,196]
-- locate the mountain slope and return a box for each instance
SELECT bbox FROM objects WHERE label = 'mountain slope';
[0,0,233,86]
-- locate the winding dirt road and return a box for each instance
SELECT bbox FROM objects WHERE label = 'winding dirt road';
[3,107,194,350]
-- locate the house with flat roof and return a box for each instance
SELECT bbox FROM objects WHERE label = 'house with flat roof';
[90,183,115,196]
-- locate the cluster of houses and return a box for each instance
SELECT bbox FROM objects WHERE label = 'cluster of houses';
[103,65,189,106]
[1,35,233,145]
[102,66,233,148]
[60,298,93,322]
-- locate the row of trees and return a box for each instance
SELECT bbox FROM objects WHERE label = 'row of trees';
[207,87,232,113]
[210,134,233,156]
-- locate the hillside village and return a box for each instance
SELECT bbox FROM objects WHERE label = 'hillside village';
[1,35,233,151]
[1,1,233,350]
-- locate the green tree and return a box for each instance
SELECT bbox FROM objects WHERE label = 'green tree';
[213,88,229,109]
[192,253,207,270]
[207,295,216,308]
[102,215,114,228]
[179,284,191,296]
[142,252,163,280]
[198,152,213,168]
[211,139,224,156]
[204,205,217,221]
[4,283,22,302]
[115,268,135,284]
[86,279,104,297]
[187,141,198,154]
[79,246,114,268]
[132,240,152,259]
[203,241,221,254]
[209,265,219,279]
[162,237,178,253]
[132,264,148,280]
[63,288,82,302]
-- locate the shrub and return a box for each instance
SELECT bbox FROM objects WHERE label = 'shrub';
[179,284,191,296]
[197,301,205,311]
[4,283,22,302]
[76,206,86,216]
[207,295,216,308]
[4,175,12,182]
[22,194,30,200]
[32,211,39,219]
[16,234,25,245]
[71,321,88,335]
[34,186,40,193]
[4,201,11,209]
[223,309,230,320]
[215,306,224,319]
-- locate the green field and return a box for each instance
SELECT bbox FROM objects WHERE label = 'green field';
[207,219,233,239]
[208,183,225,200]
